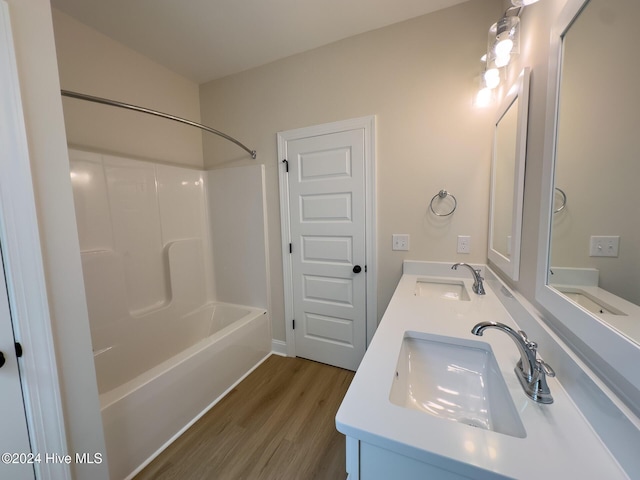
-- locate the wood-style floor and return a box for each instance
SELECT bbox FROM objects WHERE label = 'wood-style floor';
[134,355,354,480]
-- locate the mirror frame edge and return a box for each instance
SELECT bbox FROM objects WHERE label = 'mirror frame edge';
[534,0,640,411]
[488,67,531,282]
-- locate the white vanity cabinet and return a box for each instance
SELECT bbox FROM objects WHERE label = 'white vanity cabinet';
[346,437,505,480]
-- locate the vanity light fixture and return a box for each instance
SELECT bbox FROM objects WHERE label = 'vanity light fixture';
[474,4,533,106]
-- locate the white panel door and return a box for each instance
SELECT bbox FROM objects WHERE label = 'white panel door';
[0,245,35,479]
[287,129,367,371]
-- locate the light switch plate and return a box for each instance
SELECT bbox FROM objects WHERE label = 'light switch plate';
[589,235,619,257]
[392,234,409,251]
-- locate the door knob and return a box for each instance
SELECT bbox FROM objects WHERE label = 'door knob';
[0,352,5,368]
[353,265,362,274]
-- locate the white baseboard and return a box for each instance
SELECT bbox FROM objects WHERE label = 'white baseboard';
[271,339,287,356]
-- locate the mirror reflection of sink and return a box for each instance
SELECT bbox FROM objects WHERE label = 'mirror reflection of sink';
[389,331,526,438]
[554,286,626,316]
[415,279,470,301]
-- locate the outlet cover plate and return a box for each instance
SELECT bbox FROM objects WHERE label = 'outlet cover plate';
[457,235,471,254]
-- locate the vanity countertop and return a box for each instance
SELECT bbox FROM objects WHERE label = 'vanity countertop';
[335,263,628,479]
[552,283,640,342]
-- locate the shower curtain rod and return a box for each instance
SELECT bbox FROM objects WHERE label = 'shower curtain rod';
[61,89,257,159]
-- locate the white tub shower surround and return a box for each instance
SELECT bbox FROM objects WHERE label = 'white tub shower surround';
[101,302,268,480]
[68,148,271,479]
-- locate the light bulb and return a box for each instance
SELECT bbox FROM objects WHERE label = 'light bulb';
[485,75,500,89]
[489,15,519,63]
[484,68,499,79]
[475,88,493,108]
[495,38,514,57]
[511,0,539,6]
[495,53,511,68]
[484,68,500,89]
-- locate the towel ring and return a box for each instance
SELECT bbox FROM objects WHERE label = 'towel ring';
[553,187,567,214]
[429,190,457,216]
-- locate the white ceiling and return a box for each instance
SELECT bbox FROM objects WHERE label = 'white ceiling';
[50,0,471,84]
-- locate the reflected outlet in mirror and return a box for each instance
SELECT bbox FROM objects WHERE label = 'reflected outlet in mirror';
[414,279,470,301]
[389,332,526,438]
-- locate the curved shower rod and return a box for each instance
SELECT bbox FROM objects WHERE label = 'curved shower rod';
[61,89,257,159]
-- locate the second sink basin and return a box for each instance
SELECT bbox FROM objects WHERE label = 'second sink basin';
[415,279,470,301]
[554,286,626,316]
[389,331,526,438]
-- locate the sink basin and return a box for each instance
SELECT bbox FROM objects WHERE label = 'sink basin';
[415,279,470,301]
[389,331,526,438]
[554,287,626,316]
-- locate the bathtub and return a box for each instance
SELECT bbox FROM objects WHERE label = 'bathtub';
[98,302,271,480]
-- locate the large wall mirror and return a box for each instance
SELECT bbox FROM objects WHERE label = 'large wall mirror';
[488,68,529,281]
[537,0,640,411]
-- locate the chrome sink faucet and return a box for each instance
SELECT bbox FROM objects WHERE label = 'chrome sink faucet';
[451,263,485,295]
[472,321,555,404]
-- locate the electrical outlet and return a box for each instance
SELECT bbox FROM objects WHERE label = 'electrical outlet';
[392,234,410,251]
[457,235,471,254]
[589,235,620,257]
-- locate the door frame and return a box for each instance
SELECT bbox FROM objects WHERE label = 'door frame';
[0,2,71,478]
[277,116,377,358]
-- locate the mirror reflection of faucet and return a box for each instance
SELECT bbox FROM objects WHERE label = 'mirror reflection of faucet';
[472,321,555,404]
[451,263,485,295]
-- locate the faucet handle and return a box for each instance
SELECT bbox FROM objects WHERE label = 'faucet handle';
[518,330,538,353]
[536,359,556,378]
[517,330,538,352]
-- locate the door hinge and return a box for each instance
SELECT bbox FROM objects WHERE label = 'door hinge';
[292,319,295,330]
[282,159,289,173]
[289,243,292,254]
[15,342,22,358]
